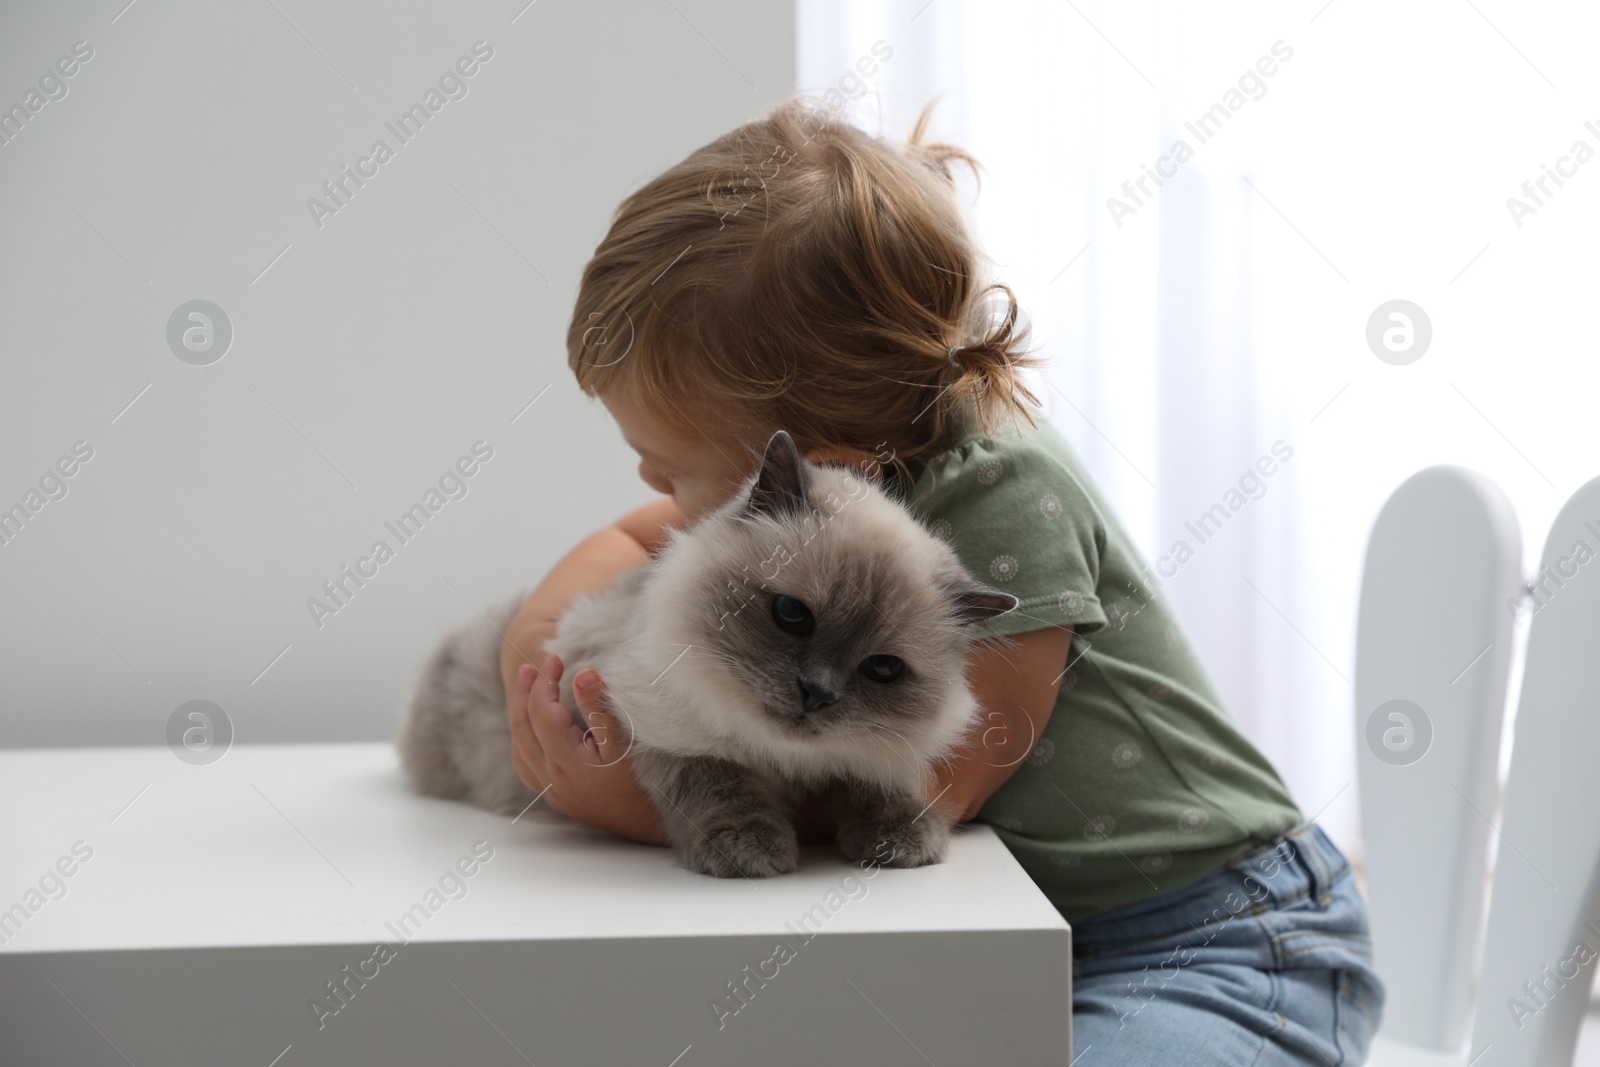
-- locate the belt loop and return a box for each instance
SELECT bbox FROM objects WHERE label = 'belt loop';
[1297,824,1332,902]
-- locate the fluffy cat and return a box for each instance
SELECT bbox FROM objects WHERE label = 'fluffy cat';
[398,430,1019,878]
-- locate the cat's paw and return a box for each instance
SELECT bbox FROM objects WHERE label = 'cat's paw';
[838,814,950,869]
[680,815,800,878]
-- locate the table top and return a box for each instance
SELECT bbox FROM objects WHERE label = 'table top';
[0,742,1068,954]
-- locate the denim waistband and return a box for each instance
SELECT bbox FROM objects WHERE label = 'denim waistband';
[1223,822,1347,905]
[1072,822,1351,946]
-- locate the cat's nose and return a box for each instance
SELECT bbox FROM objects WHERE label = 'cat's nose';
[797,676,838,713]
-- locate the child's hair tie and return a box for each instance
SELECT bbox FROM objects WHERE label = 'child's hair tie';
[947,345,964,368]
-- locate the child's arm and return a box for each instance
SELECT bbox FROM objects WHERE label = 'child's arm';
[527,624,1074,846]
[497,496,681,699]
[932,626,1076,822]
[499,497,683,845]
[790,626,1074,841]
[503,501,1072,843]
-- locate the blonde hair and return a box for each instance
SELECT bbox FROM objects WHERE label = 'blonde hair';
[566,94,1043,489]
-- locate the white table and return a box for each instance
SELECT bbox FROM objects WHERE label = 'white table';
[0,743,1071,1066]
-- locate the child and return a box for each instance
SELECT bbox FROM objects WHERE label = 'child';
[497,96,1384,1063]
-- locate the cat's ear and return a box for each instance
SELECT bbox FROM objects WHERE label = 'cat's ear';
[746,430,809,519]
[949,582,1021,625]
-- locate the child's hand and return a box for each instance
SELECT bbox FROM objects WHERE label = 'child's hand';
[510,656,670,846]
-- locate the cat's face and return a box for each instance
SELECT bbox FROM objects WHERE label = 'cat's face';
[668,432,1017,774]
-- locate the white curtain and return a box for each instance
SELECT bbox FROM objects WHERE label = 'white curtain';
[797,0,1350,847]
[801,0,1600,865]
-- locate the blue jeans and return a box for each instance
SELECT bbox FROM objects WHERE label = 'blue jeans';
[1070,823,1385,1065]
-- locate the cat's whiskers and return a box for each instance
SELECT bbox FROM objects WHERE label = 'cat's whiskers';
[685,647,739,664]
[863,720,922,778]
[680,648,754,682]
[666,646,743,676]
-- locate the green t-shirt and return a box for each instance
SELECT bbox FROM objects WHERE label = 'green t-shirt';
[899,409,1304,924]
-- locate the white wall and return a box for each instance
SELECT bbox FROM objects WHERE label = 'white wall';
[0,0,795,746]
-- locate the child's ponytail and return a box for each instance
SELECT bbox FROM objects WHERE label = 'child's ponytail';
[944,281,1039,436]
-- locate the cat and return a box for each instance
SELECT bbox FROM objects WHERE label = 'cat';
[397,430,1019,878]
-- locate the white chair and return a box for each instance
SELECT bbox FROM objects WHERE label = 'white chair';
[1468,474,1600,1067]
[1359,469,1600,1066]
[1356,466,1522,1065]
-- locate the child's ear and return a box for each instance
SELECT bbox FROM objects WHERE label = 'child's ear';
[949,582,1021,624]
[746,430,809,518]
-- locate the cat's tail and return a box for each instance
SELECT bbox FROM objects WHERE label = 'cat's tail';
[396,592,541,818]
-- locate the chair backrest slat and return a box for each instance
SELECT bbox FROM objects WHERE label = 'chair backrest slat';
[1356,465,1522,1051]
[1469,475,1600,1067]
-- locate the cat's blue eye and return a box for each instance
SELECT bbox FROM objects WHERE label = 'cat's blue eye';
[770,594,815,636]
[859,654,904,683]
